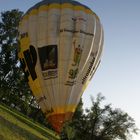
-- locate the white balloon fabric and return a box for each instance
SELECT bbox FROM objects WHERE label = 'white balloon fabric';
[18,0,104,133]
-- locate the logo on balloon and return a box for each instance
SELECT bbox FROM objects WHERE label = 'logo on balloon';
[72,42,83,66]
[38,45,58,80]
[20,45,37,82]
[82,52,96,84]
[66,41,83,86]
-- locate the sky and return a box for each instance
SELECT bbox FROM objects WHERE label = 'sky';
[1,0,140,139]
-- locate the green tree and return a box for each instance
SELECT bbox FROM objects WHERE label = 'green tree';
[0,9,24,105]
[62,94,139,140]
[0,9,50,127]
[0,9,35,115]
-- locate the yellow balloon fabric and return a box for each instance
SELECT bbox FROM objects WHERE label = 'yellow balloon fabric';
[18,0,104,133]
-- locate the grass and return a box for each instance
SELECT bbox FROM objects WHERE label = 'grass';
[0,104,60,140]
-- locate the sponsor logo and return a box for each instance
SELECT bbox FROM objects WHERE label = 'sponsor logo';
[82,53,96,84]
[38,45,58,80]
[60,29,94,36]
[20,45,37,81]
[65,40,83,86]
[42,70,57,80]
[20,35,58,81]
[72,17,87,22]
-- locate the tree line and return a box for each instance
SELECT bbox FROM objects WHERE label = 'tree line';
[0,9,139,140]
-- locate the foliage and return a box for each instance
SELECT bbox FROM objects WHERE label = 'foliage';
[0,9,25,105]
[0,9,48,127]
[61,93,139,140]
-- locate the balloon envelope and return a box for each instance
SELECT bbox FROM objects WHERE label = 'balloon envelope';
[18,0,104,133]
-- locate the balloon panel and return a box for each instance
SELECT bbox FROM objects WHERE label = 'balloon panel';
[18,0,103,132]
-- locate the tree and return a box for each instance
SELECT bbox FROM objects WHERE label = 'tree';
[62,94,139,140]
[0,9,24,104]
[0,9,34,115]
[0,9,51,127]
[0,9,34,112]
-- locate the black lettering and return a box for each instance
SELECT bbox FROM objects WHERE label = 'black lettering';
[23,45,37,81]
[82,57,95,84]
[69,68,78,79]
[65,81,76,86]
[60,28,94,36]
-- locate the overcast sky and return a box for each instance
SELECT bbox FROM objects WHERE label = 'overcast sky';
[1,0,140,139]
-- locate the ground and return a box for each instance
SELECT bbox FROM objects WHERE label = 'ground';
[0,104,60,140]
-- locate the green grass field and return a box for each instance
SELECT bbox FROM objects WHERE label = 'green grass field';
[0,104,60,140]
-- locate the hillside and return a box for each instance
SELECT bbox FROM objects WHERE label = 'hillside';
[0,104,60,140]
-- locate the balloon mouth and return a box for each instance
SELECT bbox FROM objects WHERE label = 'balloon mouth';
[48,112,73,134]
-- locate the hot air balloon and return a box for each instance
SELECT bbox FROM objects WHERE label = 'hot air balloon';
[18,0,104,133]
